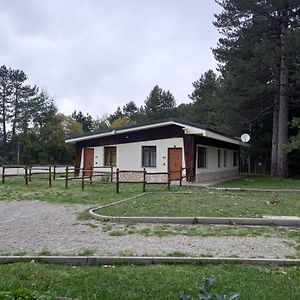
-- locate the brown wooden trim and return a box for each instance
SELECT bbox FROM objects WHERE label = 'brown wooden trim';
[75,144,82,176]
[183,135,196,182]
[76,125,184,149]
[194,136,240,150]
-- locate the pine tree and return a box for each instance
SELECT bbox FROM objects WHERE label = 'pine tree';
[0,65,13,149]
[144,85,176,120]
[213,0,300,177]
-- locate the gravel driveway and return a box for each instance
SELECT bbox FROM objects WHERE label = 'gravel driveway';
[0,200,297,258]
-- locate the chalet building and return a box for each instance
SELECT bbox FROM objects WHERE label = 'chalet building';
[65,119,245,182]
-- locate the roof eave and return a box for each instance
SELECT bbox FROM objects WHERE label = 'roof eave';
[65,120,186,143]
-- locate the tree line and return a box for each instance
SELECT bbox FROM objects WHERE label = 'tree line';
[1,0,299,176]
[0,65,82,165]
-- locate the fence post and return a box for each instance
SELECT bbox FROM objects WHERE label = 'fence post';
[25,166,28,185]
[167,172,171,190]
[110,166,113,182]
[49,166,52,188]
[53,165,56,180]
[65,166,69,189]
[2,166,5,184]
[89,166,93,184]
[81,168,85,190]
[116,168,119,193]
[29,166,32,182]
[75,167,79,178]
[179,167,182,187]
[143,168,146,193]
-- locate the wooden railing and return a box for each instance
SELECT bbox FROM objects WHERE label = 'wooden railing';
[1,165,72,187]
[1,165,194,192]
[115,168,170,193]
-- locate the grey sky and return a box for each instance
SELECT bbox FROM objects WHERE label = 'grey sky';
[0,0,221,118]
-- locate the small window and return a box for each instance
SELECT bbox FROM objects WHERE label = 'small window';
[218,149,221,168]
[223,150,227,167]
[104,146,116,166]
[233,151,238,167]
[198,147,207,168]
[142,146,156,167]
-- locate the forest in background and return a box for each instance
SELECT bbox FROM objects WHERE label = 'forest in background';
[0,0,299,176]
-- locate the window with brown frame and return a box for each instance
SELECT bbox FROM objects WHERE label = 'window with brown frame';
[218,149,221,168]
[223,150,227,167]
[197,146,207,168]
[233,151,238,167]
[104,146,116,166]
[142,146,156,167]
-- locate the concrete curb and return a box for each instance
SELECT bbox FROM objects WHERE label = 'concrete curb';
[89,193,300,227]
[90,214,300,226]
[0,256,299,266]
[208,187,300,193]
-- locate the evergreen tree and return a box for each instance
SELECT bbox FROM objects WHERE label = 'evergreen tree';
[144,85,176,120]
[0,65,13,148]
[72,110,93,132]
[189,70,225,130]
[107,106,123,125]
[213,0,300,177]
[122,100,139,123]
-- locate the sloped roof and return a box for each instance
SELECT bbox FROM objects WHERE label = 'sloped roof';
[65,118,244,146]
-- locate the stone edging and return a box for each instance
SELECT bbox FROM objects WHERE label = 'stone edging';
[0,256,299,266]
[89,193,300,227]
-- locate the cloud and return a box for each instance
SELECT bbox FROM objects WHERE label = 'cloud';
[0,0,221,117]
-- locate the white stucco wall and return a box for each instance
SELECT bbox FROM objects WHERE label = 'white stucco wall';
[92,137,185,172]
[196,144,238,174]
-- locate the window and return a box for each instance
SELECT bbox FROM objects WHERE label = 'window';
[218,149,221,168]
[233,151,238,167]
[142,146,156,167]
[197,147,207,168]
[223,150,227,167]
[104,147,116,166]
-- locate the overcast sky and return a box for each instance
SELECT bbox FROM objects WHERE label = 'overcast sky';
[0,0,221,118]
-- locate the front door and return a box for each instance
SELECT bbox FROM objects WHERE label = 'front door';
[83,148,94,177]
[168,148,182,181]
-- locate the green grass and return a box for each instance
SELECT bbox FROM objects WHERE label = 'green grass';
[0,178,175,205]
[99,191,300,218]
[214,175,300,189]
[101,222,300,240]
[0,263,299,299]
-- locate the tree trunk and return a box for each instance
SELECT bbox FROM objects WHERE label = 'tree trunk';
[277,13,289,177]
[12,92,19,137]
[271,92,279,176]
[1,89,7,147]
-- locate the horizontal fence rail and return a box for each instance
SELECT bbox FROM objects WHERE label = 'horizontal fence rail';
[1,165,192,192]
[115,168,170,193]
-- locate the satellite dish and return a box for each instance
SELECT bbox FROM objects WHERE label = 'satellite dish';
[240,133,250,143]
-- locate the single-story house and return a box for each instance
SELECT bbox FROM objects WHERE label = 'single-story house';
[65,119,246,182]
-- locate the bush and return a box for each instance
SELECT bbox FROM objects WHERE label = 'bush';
[180,276,240,300]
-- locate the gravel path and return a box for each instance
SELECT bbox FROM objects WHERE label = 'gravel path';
[0,200,297,258]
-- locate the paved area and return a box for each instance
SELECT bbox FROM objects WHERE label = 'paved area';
[0,200,298,258]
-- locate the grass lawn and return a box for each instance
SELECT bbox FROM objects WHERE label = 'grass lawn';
[99,191,300,218]
[0,263,299,299]
[0,178,175,205]
[101,221,300,239]
[214,175,300,189]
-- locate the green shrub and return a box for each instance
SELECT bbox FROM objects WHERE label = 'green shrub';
[180,276,240,300]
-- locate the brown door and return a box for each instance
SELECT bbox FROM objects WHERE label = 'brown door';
[83,148,94,177]
[168,148,182,181]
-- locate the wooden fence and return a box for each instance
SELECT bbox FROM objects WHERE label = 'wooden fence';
[1,165,192,192]
[115,168,170,193]
[1,165,72,187]
[64,166,114,189]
